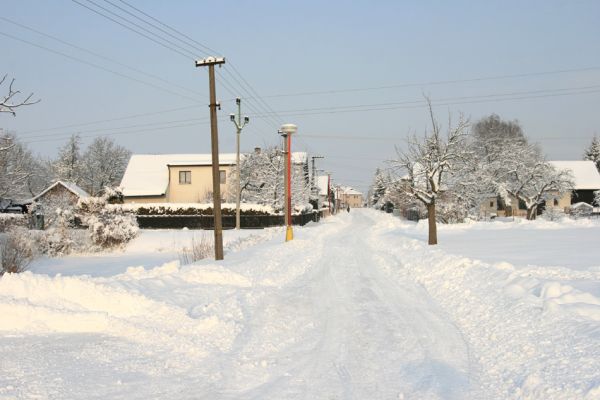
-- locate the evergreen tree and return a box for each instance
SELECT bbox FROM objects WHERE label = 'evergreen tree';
[583,136,600,172]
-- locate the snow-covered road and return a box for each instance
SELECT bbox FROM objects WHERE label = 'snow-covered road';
[1,209,598,399]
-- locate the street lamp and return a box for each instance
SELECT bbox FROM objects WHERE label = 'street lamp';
[230,97,249,230]
[279,123,297,242]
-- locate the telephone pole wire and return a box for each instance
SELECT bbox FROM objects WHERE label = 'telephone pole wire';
[196,56,225,260]
[229,98,249,230]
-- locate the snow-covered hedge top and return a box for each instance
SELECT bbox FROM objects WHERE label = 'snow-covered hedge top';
[108,203,276,216]
[106,202,316,216]
[0,213,25,220]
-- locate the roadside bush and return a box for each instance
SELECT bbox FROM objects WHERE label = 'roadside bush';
[179,234,214,265]
[0,214,27,232]
[0,228,34,275]
[87,208,138,248]
[542,207,567,221]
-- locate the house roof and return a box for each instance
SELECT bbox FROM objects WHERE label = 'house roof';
[316,175,330,196]
[32,181,89,201]
[339,186,363,196]
[550,161,600,190]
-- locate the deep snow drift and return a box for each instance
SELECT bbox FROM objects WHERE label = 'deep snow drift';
[1,210,599,399]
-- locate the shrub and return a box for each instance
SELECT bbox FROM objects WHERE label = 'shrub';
[179,234,214,265]
[0,229,34,275]
[87,208,138,248]
[542,207,567,221]
[0,214,27,232]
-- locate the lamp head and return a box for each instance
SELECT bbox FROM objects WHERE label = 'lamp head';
[244,116,250,124]
[229,113,235,122]
[280,123,297,135]
[236,97,241,105]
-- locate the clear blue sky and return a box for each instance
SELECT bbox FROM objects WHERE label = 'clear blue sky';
[2,0,600,192]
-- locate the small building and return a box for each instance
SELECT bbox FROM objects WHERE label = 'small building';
[31,181,89,207]
[549,161,600,207]
[120,154,237,203]
[337,186,364,208]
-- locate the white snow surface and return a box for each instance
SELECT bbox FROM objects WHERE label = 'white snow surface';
[1,210,599,399]
[550,160,600,190]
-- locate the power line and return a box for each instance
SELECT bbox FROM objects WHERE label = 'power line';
[92,0,285,130]
[0,30,202,103]
[115,0,219,55]
[22,120,213,145]
[243,66,600,100]
[0,16,204,99]
[71,0,197,59]
[246,85,600,119]
[17,105,199,135]
[20,116,212,141]
[114,0,284,127]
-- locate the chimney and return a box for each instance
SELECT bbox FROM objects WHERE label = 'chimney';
[254,147,261,154]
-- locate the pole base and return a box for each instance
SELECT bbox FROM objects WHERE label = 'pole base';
[285,225,294,241]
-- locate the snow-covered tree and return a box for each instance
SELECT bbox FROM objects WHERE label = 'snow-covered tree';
[230,147,310,212]
[583,136,600,172]
[0,75,39,116]
[369,168,388,207]
[0,132,46,199]
[80,137,131,196]
[54,134,83,184]
[391,100,469,244]
[496,144,574,220]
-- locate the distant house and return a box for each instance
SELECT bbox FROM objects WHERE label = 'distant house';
[31,181,89,207]
[480,160,600,218]
[549,161,600,207]
[337,186,364,208]
[121,152,309,204]
[120,154,237,204]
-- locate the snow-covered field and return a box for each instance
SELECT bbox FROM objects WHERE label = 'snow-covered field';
[1,210,599,399]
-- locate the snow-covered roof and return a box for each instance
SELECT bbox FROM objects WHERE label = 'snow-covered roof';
[121,154,237,197]
[316,175,330,196]
[550,161,600,190]
[339,186,363,196]
[291,152,307,164]
[32,181,89,201]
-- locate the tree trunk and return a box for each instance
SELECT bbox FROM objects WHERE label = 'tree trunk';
[427,202,438,245]
[527,206,537,220]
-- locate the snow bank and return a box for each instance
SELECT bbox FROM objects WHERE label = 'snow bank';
[367,210,600,398]
[0,266,244,354]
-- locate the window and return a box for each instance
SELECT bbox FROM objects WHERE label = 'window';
[490,201,494,208]
[219,170,226,184]
[179,170,191,184]
[554,199,559,206]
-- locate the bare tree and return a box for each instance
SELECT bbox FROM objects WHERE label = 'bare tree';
[0,75,39,116]
[392,100,469,245]
[54,134,83,184]
[80,137,131,196]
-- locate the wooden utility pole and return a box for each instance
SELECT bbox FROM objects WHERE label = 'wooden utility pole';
[279,124,297,242]
[196,56,225,260]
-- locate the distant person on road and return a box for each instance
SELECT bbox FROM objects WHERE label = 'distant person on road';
[347,205,350,213]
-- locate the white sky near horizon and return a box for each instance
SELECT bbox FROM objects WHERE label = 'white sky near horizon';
[2,0,600,193]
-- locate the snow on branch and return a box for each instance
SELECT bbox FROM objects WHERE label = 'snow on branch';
[0,75,40,116]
